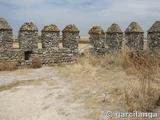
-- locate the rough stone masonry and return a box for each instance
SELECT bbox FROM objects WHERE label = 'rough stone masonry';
[106,23,123,52]
[0,17,160,65]
[0,18,79,66]
[0,18,13,49]
[148,21,160,51]
[18,22,39,50]
[41,24,60,49]
[62,24,80,52]
[89,26,106,55]
[125,22,144,50]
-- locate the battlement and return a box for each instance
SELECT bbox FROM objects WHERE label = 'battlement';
[0,17,160,66]
[0,18,80,66]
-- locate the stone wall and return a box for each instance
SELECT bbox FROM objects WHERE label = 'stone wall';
[0,18,13,49]
[89,22,146,54]
[106,23,123,52]
[41,24,60,49]
[88,26,106,55]
[0,49,24,65]
[0,18,79,66]
[30,49,77,65]
[1,17,160,66]
[18,22,39,50]
[125,22,144,50]
[62,25,80,51]
[148,21,160,51]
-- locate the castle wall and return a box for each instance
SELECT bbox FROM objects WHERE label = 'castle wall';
[18,24,79,65]
[106,33,123,51]
[0,49,24,65]
[89,33,106,54]
[148,33,160,50]
[148,21,160,51]
[89,26,106,55]
[0,17,160,68]
[41,24,60,50]
[62,25,80,52]
[125,33,144,50]
[106,23,123,52]
[41,32,60,49]
[125,22,144,50]
[0,30,13,49]
[19,31,38,50]
[31,49,77,65]
[62,32,79,51]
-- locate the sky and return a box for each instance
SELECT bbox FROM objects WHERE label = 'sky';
[0,0,160,36]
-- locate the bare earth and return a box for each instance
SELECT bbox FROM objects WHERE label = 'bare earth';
[0,66,159,120]
[0,67,92,120]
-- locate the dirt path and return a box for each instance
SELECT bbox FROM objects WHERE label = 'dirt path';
[0,67,91,120]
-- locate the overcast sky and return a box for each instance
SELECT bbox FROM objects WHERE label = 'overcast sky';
[0,0,160,36]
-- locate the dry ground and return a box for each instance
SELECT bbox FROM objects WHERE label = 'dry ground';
[0,48,160,120]
[0,66,130,120]
[0,67,159,120]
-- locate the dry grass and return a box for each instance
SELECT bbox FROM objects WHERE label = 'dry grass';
[55,52,126,118]
[0,60,18,71]
[122,50,160,112]
[77,51,123,69]
[31,57,42,69]
[56,49,160,116]
[124,79,160,112]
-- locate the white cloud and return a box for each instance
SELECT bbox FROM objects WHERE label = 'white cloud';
[0,0,160,35]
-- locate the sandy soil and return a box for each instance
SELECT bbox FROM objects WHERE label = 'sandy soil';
[0,66,128,120]
[0,67,92,120]
[0,66,159,120]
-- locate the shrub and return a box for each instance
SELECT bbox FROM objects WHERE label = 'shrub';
[31,57,42,68]
[0,61,18,71]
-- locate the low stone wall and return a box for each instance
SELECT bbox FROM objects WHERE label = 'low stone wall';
[0,48,77,66]
[30,48,77,65]
[0,49,24,65]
